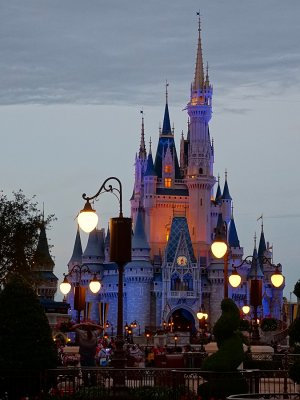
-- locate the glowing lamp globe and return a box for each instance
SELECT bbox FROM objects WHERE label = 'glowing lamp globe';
[60,276,71,295]
[211,241,228,259]
[197,311,204,320]
[271,270,284,288]
[77,200,98,233]
[242,305,250,314]
[89,276,101,294]
[229,269,242,287]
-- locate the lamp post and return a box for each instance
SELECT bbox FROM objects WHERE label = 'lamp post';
[174,334,178,350]
[77,177,132,375]
[197,305,208,352]
[60,264,101,323]
[130,320,141,336]
[106,320,114,337]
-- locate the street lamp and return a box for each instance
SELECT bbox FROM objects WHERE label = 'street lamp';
[211,217,284,298]
[77,176,132,373]
[130,320,141,336]
[174,334,178,350]
[59,264,101,323]
[197,305,208,352]
[105,320,114,337]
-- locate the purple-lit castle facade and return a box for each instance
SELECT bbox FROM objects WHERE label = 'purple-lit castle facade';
[65,17,284,333]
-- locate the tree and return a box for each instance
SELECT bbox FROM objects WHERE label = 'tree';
[0,275,58,397]
[0,190,54,284]
[293,279,300,299]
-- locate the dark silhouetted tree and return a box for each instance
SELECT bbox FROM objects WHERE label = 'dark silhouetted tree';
[0,190,54,284]
[0,275,57,397]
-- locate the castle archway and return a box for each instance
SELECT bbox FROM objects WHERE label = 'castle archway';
[168,308,196,333]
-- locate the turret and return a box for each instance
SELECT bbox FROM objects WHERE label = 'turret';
[221,171,232,225]
[68,225,83,268]
[132,208,150,261]
[32,219,57,300]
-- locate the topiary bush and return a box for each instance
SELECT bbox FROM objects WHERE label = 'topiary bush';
[0,274,57,398]
[198,299,248,399]
[260,317,278,332]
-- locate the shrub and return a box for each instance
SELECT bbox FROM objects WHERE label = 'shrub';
[260,317,278,332]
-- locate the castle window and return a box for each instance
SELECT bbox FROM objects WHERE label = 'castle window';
[199,168,203,174]
[164,178,172,188]
[164,165,172,173]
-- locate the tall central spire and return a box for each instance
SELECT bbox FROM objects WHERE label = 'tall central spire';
[193,12,205,91]
[139,110,147,159]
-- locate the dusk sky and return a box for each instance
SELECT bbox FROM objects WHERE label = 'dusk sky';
[1,1,299,301]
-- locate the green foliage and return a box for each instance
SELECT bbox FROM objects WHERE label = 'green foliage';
[289,360,300,384]
[288,318,300,351]
[293,280,300,299]
[199,299,248,399]
[213,298,241,347]
[239,318,251,332]
[0,190,55,284]
[260,317,278,332]
[0,275,57,397]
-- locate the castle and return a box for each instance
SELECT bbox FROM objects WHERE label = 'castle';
[64,17,284,333]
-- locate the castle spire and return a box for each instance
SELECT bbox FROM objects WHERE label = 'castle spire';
[162,81,172,135]
[192,12,205,91]
[138,110,147,159]
[68,225,83,265]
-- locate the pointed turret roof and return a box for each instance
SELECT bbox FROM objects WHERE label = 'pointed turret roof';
[215,175,222,203]
[192,13,205,90]
[83,228,105,259]
[228,217,240,248]
[258,218,267,260]
[132,208,150,250]
[161,82,172,136]
[145,148,157,176]
[32,220,54,269]
[68,226,83,265]
[105,224,110,247]
[248,243,264,279]
[222,171,232,200]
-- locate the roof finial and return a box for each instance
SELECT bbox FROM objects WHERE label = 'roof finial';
[254,232,257,249]
[149,137,152,153]
[197,10,201,34]
[225,169,228,181]
[165,80,169,104]
[257,214,264,232]
[231,202,234,219]
[42,202,45,222]
[139,109,146,159]
[218,174,220,185]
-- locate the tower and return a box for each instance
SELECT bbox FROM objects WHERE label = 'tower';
[185,14,215,257]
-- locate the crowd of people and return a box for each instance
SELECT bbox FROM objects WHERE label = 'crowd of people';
[55,322,203,369]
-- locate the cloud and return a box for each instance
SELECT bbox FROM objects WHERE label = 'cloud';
[0,1,299,106]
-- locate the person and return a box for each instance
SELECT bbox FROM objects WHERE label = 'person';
[72,322,102,386]
[72,322,103,367]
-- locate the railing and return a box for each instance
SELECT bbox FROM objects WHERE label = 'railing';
[169,290,196,298]
[0,368,299,400]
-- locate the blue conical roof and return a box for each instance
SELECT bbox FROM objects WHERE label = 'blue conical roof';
[222,179,232,200]
[145,151,157,176]
[162,103,172,135]
[105,225,110,247]
[228,218,240,248]
[83,228,105,259]
[215,182,222,203]
[132,209,150,250]
[258,230,267,259]
[248,247,264,279]
[68,226,83,264]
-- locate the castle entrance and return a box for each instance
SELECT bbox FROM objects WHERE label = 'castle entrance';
[169,308,196,333]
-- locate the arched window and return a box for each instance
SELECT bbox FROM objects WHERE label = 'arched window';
[171,273,180,291]
[164,178,172,188]
[183,273,193,291]
[164,165,172,173]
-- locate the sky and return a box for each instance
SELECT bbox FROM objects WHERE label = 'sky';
[0,1,299,302]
